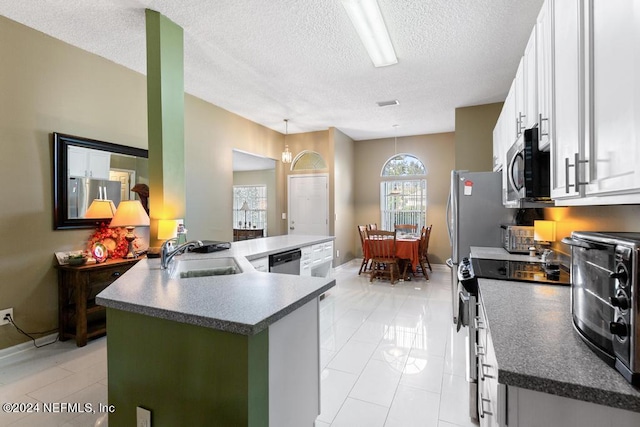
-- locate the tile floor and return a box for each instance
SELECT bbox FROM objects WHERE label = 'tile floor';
[0,259,476,426]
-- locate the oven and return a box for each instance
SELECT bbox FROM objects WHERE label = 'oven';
[562,231,640,385]
[456,256,570,422]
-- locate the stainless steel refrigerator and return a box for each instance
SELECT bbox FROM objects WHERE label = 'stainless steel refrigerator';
[446,170,513,323]
[68,177,122,219]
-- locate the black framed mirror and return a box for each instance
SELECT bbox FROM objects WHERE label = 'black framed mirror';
[53,132,148,230]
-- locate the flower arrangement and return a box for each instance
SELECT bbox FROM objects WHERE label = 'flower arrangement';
[87,222,136,260]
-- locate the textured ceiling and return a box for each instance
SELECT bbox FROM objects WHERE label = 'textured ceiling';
[0,0,543,140]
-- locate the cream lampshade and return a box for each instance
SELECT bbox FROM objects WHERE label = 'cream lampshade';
[85,199,117,219]
[110,200,150,258]
[534,220,557,245]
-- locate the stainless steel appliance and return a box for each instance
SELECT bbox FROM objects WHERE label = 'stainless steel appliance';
[68,177,121,218]
[269,249,302,275]
[457,258,480,421]
[563,231,640,385]
[446,170,513,323]
[504,127,551,207]
[501,224,535,253]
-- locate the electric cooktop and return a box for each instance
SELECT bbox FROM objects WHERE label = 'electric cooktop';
[471,258,570,285]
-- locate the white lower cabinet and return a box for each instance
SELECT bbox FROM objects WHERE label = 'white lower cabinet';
[301,241,333,278]
[300,246,313,276]
[268,298,320,427]
[507,386,640,427]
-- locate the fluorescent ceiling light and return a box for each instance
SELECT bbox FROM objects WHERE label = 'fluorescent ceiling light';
[341,0,398,67]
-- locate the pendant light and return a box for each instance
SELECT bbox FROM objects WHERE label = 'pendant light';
[281,119,292,164]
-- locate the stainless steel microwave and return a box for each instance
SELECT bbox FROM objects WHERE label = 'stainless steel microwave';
[504,127,551,207]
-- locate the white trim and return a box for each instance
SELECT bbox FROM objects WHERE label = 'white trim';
[0,333,59,361]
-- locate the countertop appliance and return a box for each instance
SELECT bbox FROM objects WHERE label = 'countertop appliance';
[501,224,535,254]
[269,248,302,275]
[504,127,551,207]
[68,177,121,219]
[471,258,570,285]
[563,231,640,386]
[446,170,513,323]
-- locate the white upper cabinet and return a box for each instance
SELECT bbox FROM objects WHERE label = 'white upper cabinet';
[550,0,584,200]
[514,57,526,139]
[536,0,553,152]
[585,0,640,197]
[523,29,538,132]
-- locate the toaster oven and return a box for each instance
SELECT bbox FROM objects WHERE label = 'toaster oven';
[501,225,535,254]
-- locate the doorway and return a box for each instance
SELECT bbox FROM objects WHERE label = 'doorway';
[288,174,329,235]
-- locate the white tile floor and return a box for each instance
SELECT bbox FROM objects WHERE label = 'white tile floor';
[0,259,476,426]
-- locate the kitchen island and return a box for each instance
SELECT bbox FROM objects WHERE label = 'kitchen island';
[96,235,335,427]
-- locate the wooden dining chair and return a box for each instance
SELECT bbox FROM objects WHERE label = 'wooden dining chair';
[416,225,433,279]
[367,230,406,285]
[367,223,378,231]
[395,224,418,235]
[357,225,371,275]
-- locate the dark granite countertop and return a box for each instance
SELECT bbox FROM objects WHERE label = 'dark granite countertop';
[479,279,640,412]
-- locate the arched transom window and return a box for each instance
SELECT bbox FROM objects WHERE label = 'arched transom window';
[380,154,427,231]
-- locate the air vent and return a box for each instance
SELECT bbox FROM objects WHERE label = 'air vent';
[377,99,399,107]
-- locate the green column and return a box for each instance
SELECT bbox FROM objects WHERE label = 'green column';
[145,9,185,245]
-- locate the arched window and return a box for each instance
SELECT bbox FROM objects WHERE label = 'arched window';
[291,150,327,171]
[380,154,427,231]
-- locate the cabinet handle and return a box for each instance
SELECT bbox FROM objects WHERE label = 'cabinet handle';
[479,395,493,418]
[112,272,121,277]
[565,153,589,193]
[474,316,485,330]
[539,114,549,137]
[481,363,495,380]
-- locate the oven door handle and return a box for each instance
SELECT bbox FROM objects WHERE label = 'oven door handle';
[561,237,606,250]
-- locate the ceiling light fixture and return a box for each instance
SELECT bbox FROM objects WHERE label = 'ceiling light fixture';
[281,119,292,164]
[341,0,398,67]
[377,99,399,107]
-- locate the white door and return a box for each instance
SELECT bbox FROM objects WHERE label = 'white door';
[288,174,328,235]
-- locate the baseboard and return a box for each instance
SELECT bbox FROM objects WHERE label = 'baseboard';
[0,333,59,361]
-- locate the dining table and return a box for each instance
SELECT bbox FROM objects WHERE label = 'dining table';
[364,236,421,275]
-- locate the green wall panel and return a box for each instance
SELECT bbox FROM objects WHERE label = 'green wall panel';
[106,308,269,427]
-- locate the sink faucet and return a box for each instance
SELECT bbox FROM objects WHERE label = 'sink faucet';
[161,239,204,269]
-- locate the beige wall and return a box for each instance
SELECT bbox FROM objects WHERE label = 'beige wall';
[0,16,286,349]
[455,102,503,171]
[353,133,455,264]
[332,128,356,265]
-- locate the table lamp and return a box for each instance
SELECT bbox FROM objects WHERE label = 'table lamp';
[241,201,250,228]
[110,200,150,258]
[85,199,117,219]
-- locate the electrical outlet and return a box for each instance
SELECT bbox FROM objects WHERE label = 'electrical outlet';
[336,249,340,258]
[0,308,13,326]
[136,407,151,427]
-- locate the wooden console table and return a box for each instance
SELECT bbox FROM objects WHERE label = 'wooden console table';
[56,257,140,346]
[233,228,264,241]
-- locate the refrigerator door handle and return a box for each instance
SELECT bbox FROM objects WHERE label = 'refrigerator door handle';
[446,191,453,245]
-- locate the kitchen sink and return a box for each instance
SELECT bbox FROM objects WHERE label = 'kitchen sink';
[169,257,242,279]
